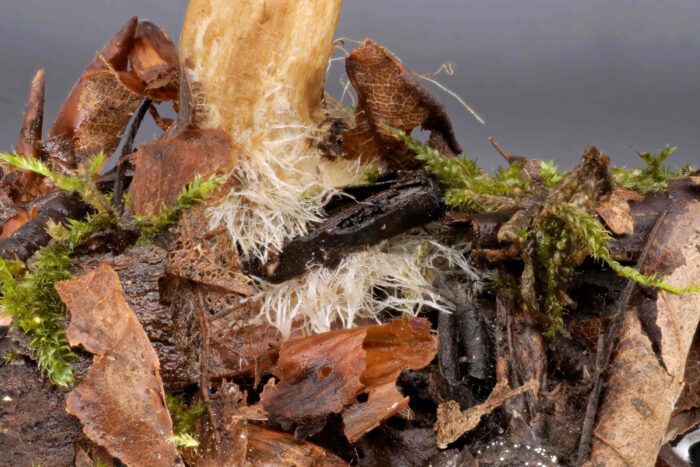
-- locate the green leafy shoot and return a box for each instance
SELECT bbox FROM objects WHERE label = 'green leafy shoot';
[0,245,74,385]
[391,128,528,211]
[135,174,222,244]
[166,393,208,450]
[168,433,200,451]
[611,145,696,194]
[0,151,114,215]
[538,160,563,188]
[0,212,113,386]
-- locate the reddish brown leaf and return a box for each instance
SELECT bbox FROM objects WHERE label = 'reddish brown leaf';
[45,17,143,172]
[343,38,461,169]
[166,215,255,296]
[260,327,367,433]
[260,317,437,441]
[16,68,45,159]
[588,177,700,466]
[129,21,180,102]
[343,316,438,442]
[128,128,231,217]
[245,425,349,467]
[1,69,48,203]
[596,188,644,235]
[56,264,182,467]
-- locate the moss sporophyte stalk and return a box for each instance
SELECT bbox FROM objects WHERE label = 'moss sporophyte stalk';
[393,129,699,335]
[0,151,221,386]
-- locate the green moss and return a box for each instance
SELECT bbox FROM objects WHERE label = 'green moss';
[166,393,207,450]
[397,131,698,335]
[393,128,528,212]
[363,168,383,184]
[0,153,220,385]
[611,145,695,194]
[135,174,222,245]
[0,151,114,215]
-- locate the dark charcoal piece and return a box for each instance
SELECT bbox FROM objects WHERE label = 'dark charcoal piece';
[0,192,87,262]
[243,172,444,283]
[434,274,494,387]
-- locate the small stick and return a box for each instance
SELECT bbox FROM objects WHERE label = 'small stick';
[576,207,670,465]
[112,99,151,213]
[488,137,528,165]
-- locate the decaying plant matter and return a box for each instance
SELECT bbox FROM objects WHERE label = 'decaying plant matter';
[1,1,699,467]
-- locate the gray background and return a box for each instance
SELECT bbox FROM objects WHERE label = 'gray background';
[1,0,698,170]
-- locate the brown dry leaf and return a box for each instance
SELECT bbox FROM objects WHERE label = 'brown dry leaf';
[260,316,438,441]
[2,68,48,203]
[343,316,439,442]
[166,211,255,296]
[246,425,349,467]
[129,21,180,102]
[128,127,231,216]
[667,326,700,439]
[164,208,280,384]
[587,176,700,467]
[44,17,180,173]
[182,380,247,467]
[45,17,143,171]
[56,263,182,467]
[435,378,538,449]
[343,38,461,169]
[596,188,644,235]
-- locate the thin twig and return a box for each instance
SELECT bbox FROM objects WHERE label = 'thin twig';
[112,99,151,213]
[576,207,670,465]
[488,137,528,165]
[182,215,222,460]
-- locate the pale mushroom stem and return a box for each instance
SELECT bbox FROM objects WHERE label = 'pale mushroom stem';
[179,0,344,143]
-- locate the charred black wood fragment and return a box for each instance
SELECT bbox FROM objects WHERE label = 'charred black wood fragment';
[243,172,444,283]
[0,192,87,262]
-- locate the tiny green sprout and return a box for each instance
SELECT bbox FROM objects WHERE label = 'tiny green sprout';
[538,160,563,188]
[168,433,200,451]
[347,105,357,114]
[166,393,207,451]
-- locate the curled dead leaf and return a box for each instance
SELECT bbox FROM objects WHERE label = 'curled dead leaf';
[246,425,349,467]
[595,188,644,235]
[44,17,180,173]
[128,128,231,217]
[56,263,182,467]
[129,21,180,102]
[260,316,438,441]
[343,38,462,169]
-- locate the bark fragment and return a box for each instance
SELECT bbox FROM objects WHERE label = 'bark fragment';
[56,264,182,467]
[243,172,444,283]
[436,378,538,449]
[0,331,87,467]
[343,39,462,169]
